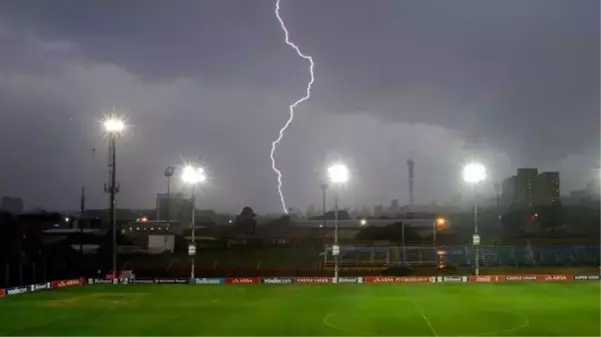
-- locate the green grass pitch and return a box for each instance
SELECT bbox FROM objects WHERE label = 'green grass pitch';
[0,283,599,336]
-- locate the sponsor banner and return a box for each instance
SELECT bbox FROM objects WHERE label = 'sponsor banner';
[0,289,4,298]
[51,278,83,288]
[437,276,468,283]
[501,275,572,282]
[192,278,225,285]
[5,286,29,296]
[364,276,435,284]
[29,283,51,292]
[537,274,572,282]
[225,277,261,284]
[335,277,364,284]
[574,275,601,281]
[105,270,134,280]
[503,275,538,282]
[133,279,156,284]
[295,277,330,284]
[153,278,189,284]
[469,275,504,283]
[91,279,114,284]
[261,277,294,284]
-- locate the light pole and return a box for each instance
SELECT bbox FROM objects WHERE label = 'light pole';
[164,167,175,224]
[327,163,349,283]
[320,183,328,228]
[181,165,206,280]
[462,162,487,276]
[103,117,124,278]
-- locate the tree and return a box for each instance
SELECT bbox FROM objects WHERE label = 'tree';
[234,206,257,237]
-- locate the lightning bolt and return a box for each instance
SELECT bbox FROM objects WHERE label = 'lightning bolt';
[270,0,315,214]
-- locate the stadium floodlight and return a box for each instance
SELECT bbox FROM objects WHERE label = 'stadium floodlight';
[462,162,487,277]
[182,165,206,185]
[326,162,350,284]
[101,115,126,279]
[462,162,487,184]
[328,163,349,184]
[103,118,125,134]
[181,164,206,279]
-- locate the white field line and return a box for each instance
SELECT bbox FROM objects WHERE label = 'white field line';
[322,312,371,336]
[404,290,439,337]
[468,312,530,337]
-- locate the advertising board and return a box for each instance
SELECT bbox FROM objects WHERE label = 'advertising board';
[500,275,572,282]
[30,283,51,292]
[336,277,364,284]
[225,277,261,284]
[574,275,600,281]
[503,275,537,282]
[133,279,156,284]
[51,278,83,288]
[154,279,189,284]
[469,275,504,282]
[5,286,29,296]
[437,276,468,283]
[192,278,225,285]
[295,277,330,284]
[262,277,294,284]
[90,278,114,284]
[537,275,572,282]
[364,276,434,283]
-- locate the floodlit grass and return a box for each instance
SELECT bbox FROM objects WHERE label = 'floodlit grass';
[0,283,599,336]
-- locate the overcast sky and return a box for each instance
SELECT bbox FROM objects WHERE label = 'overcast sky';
[0,0,598,213]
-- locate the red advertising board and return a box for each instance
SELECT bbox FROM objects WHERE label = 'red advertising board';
[469,275,505,283]
[105,270,133,280]
[51,278,83,288]
[225,277,260,284]
[499,274,572,282]
[364,276,433,284]
[0,289,4,298]
[502,275,538,282]
[295,277,330,284]
[536,274,572,282]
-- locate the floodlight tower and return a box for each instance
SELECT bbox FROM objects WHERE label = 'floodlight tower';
[327,163,349,283]
[164,166,175,223]
[407,159,415,208]
[462,162,487,276]
[320,183,328,228]
[181,165,206,279]
[103,117,125,278]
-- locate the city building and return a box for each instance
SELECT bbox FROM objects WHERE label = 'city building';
[537,171,560,204]
[501,176,516,207]
[515,168,538,206]
[501,169,560,207]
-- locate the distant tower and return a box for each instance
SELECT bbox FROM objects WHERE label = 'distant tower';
[407,159,415,207]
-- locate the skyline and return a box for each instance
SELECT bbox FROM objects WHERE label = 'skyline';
[0,0,598,213]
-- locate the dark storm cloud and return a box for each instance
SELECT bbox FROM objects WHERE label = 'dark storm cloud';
[0,0,598,212]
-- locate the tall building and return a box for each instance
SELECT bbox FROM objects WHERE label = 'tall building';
[515,168,538,206]
[501,169,561,207]
[537,172,560,204]
[501,176,516,207]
